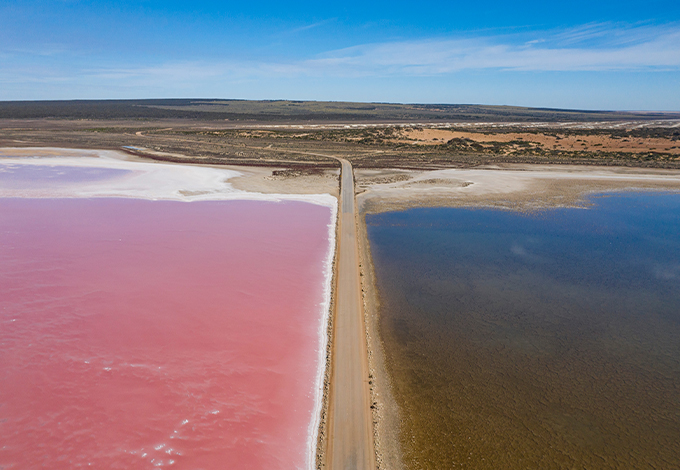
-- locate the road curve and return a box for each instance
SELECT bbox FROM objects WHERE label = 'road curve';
[326,158,375,470]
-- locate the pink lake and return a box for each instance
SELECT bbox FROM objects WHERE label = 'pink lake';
[0,197,334,469]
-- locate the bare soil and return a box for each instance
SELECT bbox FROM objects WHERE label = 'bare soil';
[398,128,680,154]
[2,118,680,171]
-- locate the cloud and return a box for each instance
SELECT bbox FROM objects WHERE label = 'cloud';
[511,243,528,256]
[68,23,680,87]
[2,22,679,97]
[302,23,680,75]
[286,19,335,35]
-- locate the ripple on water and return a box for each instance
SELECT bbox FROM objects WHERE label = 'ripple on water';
[0,197,335,469]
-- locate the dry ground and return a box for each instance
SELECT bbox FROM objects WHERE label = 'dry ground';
[356,164,680,214]
[397,128,680,154]
[2,119,680,170]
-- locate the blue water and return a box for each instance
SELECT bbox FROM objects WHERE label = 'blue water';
[367,192,680,469]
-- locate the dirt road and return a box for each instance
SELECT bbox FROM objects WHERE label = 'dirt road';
[326,158,375,469]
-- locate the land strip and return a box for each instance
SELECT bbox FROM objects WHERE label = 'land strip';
[324,158,376,470]
[2,118,680,170]
[355,164,680,214]
[3,99,679,122]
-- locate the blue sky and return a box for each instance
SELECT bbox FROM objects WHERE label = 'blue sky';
[1,0,679,109]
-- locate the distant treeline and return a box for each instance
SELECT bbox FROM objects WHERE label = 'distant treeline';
[0,99,678,122]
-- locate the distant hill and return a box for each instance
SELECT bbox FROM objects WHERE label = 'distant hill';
[0,99,678,122]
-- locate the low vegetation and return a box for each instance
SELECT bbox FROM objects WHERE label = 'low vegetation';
[1,99,679,169]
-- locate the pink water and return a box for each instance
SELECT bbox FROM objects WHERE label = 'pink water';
[0,198,333,469]
[0,164,130,188]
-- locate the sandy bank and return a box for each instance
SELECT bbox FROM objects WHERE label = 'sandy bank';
[224,164,339,198]
[357,164,680,214]
[356,214,404,470]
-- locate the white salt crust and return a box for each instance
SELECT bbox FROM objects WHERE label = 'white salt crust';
[0,148,336,209]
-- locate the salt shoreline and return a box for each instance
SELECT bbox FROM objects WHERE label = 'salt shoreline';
[0,147,336,208]
[356,164,680,214]
[307,200,337,470]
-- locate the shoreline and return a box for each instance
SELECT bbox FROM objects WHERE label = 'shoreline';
[314,202,340,470]
[308,201,338,470]
[356,210,404,470]
[356,164,680,215]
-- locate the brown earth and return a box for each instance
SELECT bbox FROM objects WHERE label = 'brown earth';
[2,118,680,171]
[356,164,680,214]
[397,128,680,154]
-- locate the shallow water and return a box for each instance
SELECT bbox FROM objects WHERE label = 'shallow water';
[367,193,680,469]
[0,164,130,188]
[1,198,333,469]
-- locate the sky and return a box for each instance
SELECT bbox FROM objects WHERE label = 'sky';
[1,0,679,109]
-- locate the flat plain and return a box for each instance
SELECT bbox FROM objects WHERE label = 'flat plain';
[1,99,680,172]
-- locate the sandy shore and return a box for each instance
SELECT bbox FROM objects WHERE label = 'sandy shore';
[356,214,404,470]
[224,164,339,197]
[357,164,680,214]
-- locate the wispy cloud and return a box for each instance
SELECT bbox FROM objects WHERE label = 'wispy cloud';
[301,23,680,75]
[286,19,335,35]
[86,62,230,82]
[2,23,679,94]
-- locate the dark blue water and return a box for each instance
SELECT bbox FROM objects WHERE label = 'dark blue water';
[367,193,680,469]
